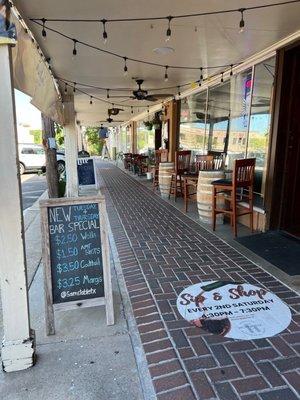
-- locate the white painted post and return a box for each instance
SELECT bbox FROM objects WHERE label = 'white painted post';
[0,43,36,372]
[63,94,79,197]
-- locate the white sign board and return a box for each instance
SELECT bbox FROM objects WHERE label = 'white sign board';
[176,281,292,340]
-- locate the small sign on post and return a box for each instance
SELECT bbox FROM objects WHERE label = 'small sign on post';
[40,196,114,335]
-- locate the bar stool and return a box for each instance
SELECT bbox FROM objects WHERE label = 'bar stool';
[153,149,168,191]
[169,151,191,201]
[211,158,256,237]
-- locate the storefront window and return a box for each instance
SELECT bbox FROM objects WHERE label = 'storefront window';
[126,128,131,152]
[207,82,230,153]
[179,90,207,154]
[119,126,127,153]
[227,68,253,169]
[248,57,275,197]
[137,121,155,154]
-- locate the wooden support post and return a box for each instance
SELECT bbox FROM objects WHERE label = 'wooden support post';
[0,43,36,372]
[63,94,78,197]
[42,115,59,198]
[164,100,180,162]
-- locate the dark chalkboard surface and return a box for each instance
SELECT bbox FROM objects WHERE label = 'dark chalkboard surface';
[77,158,96,186]
[48,202,104,304]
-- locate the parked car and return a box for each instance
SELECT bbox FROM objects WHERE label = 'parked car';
[18,143,65,175]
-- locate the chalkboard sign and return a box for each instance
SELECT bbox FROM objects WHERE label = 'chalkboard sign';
[40,196,114,335]
[77,158,96,186]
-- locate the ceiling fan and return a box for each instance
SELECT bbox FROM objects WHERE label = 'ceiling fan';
[98,108,124,124]
[109,79,173,102]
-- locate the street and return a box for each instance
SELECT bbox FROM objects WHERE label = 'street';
[21,173,47,210]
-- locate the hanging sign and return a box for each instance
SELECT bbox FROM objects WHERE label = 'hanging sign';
[177,280,292,340]
[40,196,114,335]
[0,1,17,43]
[77,158,96,186]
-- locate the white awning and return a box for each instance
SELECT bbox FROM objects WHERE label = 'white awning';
[11,15,64,124]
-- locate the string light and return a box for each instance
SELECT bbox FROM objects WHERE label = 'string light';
[164,66,169,82]
[131,106,134,114]
[123,57,128,76]
[230,64,233,76]
[106,89,110,98]
[177,86,181,96]
[64,82,68,93]
[73,82,76,93]
[166,16,172,42]
[72,39,77,57]
[41,18,47,39]
[101,19,108,43]
[221,72,224,83]
[200,67,204,81]
[90,96,93,105]
[239,8,245,33]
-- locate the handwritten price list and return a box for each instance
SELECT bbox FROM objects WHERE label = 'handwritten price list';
[48,203,104,304]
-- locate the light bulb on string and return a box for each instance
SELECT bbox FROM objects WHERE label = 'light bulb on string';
[64,83,68,94]
[230,64,233,76]
[131,106,134,114]
[239,8,245,33]
[101,19,108,44]
[90,96,93,105]
[73,82,76,93]
[221,72,224,83]
[177,86,181,97]
[166,16,172,42]
[72,39,77,59]
[123,57,128,76]
[164,66,169,82]
[200,67,203,81]
[147,106,150,120]
[41,18,47,39]
[106,89,110,99]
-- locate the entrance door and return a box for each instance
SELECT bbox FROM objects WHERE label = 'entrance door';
[279,44,300,236]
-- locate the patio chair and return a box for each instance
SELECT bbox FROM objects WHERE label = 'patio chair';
[212,158,256,237]
[169,150,191,201]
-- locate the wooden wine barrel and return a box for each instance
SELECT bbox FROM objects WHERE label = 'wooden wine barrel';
[197,170,225,224]
[159,162,174,199]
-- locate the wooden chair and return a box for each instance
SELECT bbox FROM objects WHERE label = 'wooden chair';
[208,151,226,170]
[153,149,168,191]
[183,155,214,213]
[212,158,256,237]
[123,153,132,170]
[169,150,191,201]
[135,155,149,176]
[195,155,214,172]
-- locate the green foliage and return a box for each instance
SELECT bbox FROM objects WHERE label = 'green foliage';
[54,123,64,147]
[30,129,42,144]
[85,127,104,155]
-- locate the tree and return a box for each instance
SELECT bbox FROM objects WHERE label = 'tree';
[54,123,64,147]
[85,127,105,155]
[30,129,42,144]
[42,115,59,198]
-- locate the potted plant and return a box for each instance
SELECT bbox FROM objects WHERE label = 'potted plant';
[143,121,153,131]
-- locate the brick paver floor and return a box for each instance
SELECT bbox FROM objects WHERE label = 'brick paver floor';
[97,162,300,400]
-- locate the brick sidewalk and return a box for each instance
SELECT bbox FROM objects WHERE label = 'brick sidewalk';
[97,162,300,400]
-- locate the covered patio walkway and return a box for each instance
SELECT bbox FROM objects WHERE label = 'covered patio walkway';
[97,160,300,400]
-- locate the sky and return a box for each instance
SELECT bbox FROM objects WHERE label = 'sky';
[14,89,42,130]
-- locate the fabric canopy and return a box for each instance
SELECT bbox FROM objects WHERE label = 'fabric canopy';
[11,15,64,124]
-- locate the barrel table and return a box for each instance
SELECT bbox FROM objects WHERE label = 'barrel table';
[197,170,225,224]
[159,162,175,199]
